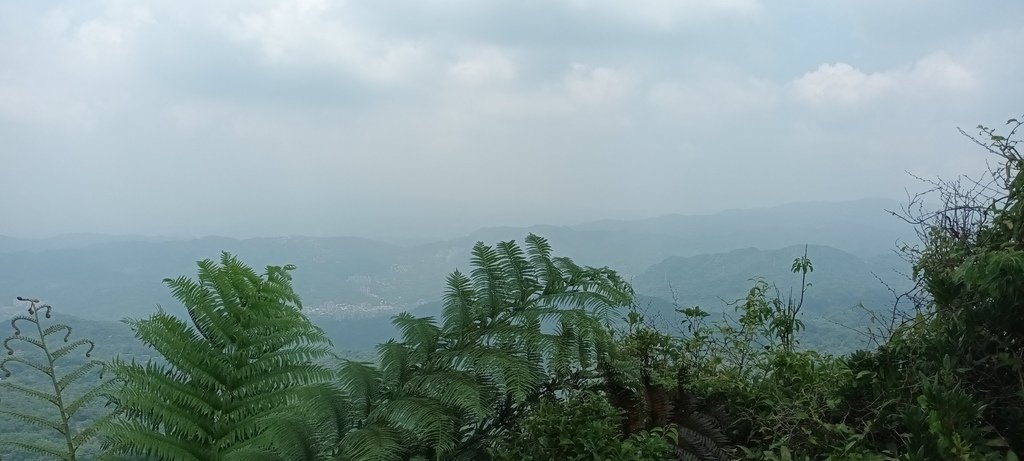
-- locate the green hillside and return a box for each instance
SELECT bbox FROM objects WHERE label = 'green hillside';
[633,245,915,351]
[0,201,917,356]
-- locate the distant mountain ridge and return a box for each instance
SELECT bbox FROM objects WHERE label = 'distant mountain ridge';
[633,244,913,351]
[2,198,911,256]
[0,198,918,351]
[0,233,178,253]
[635,244,910,313]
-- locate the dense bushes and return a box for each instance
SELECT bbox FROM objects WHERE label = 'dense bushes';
[490,390,675,461]
[674,117,1024,460]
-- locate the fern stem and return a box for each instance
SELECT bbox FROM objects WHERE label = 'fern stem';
[30,302,79,461]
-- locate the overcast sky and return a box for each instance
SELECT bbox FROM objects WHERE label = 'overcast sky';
[1,0,1022,241]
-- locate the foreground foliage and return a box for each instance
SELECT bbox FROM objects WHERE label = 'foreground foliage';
[1,298,113,461]
[672,117,1024,460]
[490,389,676,460]
[104,253,338,460]
[333,234,642,460]
[4,116,1024,461]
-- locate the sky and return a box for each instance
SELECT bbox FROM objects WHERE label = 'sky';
[1,0,1023,241]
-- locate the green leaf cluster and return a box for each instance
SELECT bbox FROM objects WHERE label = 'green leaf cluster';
[103,253,337,461]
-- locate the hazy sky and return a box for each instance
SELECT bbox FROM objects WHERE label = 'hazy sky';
[2,0,1022,240]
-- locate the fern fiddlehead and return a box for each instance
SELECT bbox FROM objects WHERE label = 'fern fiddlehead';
[0,297,112,461]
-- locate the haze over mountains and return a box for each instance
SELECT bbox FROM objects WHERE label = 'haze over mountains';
[0,198,917,351]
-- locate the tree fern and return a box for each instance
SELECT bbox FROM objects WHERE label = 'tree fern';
[335,234,635,459]
[104,253,338,461]
[606,320,734,461]
[0,297,114,461]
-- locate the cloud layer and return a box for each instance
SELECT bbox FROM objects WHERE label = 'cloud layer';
[1,0,1022,240]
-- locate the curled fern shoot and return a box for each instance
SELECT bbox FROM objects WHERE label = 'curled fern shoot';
[0,298,114,461]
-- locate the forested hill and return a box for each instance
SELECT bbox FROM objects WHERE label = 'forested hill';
[635,244,909,314]
[451,197,912,274]
[0,199,912,352]
[633,245,913,350]
[0,235,415,320]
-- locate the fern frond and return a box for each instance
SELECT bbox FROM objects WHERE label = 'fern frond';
[392,313,441,352]
[230,364,335,398]
[124,313,228,389]
[56,360,104,392]
[8,315,37,337]
[108,254,340,460]
[245,323,332,354]
[111,365,217,441]
[496,239,539,306]
[676,424,732,461]
[1,299,115,461]
[50,339,97,361]
[64,379,115,417]
[1,380,59,405]
[468,346,543,401]
[237,346,334,380]
[340,236,636,458]
[406,370,490,421]
[470,242,509,315]
[378,340,413,388]
[4,334,45,352]
[72,407,120,447]
[0,439,71,461]
[0,408,63,432]
[442,270,478,345]
[373,396,458,453]
[338,424,403,461]
[104,420,207,461]
[248,384,353,461]
[2,355,53,375]
[525,234,561,289]
[237,418,324,461]
[41,323,74,343]
[165,274,231,350]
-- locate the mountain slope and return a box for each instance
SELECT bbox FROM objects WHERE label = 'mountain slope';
[0,199,918,352]
[0,236,413,319]
[632,244,914,350]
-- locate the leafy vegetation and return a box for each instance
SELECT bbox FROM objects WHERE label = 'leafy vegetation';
[489,390,676,460]
[104,253,339,461]
[1,298,114,461]
[2,117,1023,460]
[310,235,633,460]
[668,117,1024,460]
[633,244,912,353]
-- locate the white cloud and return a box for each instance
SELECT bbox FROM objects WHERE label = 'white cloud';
[563,0,761,28]
[791,52,977,106]
[0,3,152,127]
[227,0,431,85]
[456,90,576,119]
[648,77,780,115]
[41,3,152,69]
[911,52,976,90]
[791,63,894,105]
[164,100,229,133]
[0,81,97,127]
[1,0,1021,239]
[564,64,635,106]
[447,47,517,86]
